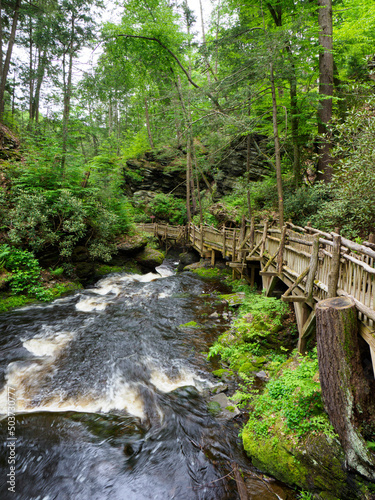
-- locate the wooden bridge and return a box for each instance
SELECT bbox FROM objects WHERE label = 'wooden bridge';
[138,221,375,374]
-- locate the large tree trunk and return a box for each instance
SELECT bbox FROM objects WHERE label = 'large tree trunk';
[317,0,333,182]
[269,61,284,228]
[0,0,22,119]
[316,296,375,480]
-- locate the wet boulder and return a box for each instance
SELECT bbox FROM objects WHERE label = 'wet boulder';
[177,250,200,272]
[117,233,148,254]
[135,247,165,270]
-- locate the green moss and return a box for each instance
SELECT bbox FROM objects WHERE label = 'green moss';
[207,401,221,416]
[49,282,82,298]
[219,293,246,306]
[191,267,221,278]
[0,281,81,313]
[96,264,124,276]
[0,294,32,312]
[212,369,233,378]
[238,362,256,374]
[178,321,200,328]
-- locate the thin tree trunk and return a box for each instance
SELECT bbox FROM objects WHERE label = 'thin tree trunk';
[246,134,252,220]
[270,61,284,227]
[286,47,300,188]
[317,0,333,182]
[33,50,47,123]
[61,15,75,174]
[0,0,22,119]
[144,96,154,147]
[186,138,192,223]
[29,14,34,122]
[0,0,3,77]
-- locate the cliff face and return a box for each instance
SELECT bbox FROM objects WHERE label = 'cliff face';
[214,134,271,199]
[123,136,271,199]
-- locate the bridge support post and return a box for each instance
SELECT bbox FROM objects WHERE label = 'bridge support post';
[295,302,315,353]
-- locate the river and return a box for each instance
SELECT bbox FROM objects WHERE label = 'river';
[0,259,296,499]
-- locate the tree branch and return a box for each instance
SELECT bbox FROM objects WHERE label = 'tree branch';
[116,34,223,112]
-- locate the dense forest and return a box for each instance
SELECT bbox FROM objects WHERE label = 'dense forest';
[1,0,375,259]
[1,0,375,498]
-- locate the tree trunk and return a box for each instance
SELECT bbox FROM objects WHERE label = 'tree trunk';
[29,14,34,122]
[317,0,333,182]
[286,49,300,188]
[316,296,375,479]
[33,50,47,123]
[0,0,3,77]
[144,96,154,148]
[246,134,252,220]
[269,61,284,228]
[0,0,22,119]
[61,15,75,174]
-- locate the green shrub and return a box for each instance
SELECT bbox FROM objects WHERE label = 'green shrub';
[150,193,187,225]
[242,349,334,438]
[0,244,51,300]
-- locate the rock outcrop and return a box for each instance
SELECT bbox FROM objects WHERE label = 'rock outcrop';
[214,134,271,199]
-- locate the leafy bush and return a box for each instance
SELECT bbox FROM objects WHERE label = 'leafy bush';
[0,244,52,301]
[149,193,187,225]
[284,183,333,227]
[309,101,375,238]
[4,189,130,262]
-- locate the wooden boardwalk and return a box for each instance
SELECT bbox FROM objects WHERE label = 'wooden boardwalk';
[138,221,375,374]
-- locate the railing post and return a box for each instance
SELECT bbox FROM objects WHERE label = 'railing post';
[200,224,204,254]
[305,234,320,300]
[277,225,287,274]
[232,229,236,262]
[249,217,255,250]
[328,233,342,298]
[260,220,268,257]
[222,227,226,258]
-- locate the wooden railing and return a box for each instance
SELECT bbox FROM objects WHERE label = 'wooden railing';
[138,221,375,368]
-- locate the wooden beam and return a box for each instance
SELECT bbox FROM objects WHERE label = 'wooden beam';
[282,295,308,303]
[281,265,310,300]
[301,309,316,339]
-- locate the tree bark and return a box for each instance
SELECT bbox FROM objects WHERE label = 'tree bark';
[0,0,22,119]
[316,296,375,479]
[317,0,333,182]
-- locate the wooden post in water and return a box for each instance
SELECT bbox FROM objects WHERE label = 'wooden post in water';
[316,297,375,480]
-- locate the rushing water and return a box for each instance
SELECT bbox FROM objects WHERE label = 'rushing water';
[0,260,296,499]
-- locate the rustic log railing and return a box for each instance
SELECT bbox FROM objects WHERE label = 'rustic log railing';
[137,221,375,372]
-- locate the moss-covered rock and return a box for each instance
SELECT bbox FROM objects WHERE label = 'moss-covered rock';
[116,233,148,254]
[242,424,373,499]
[135,247,165,270]
[219,293,246,306]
